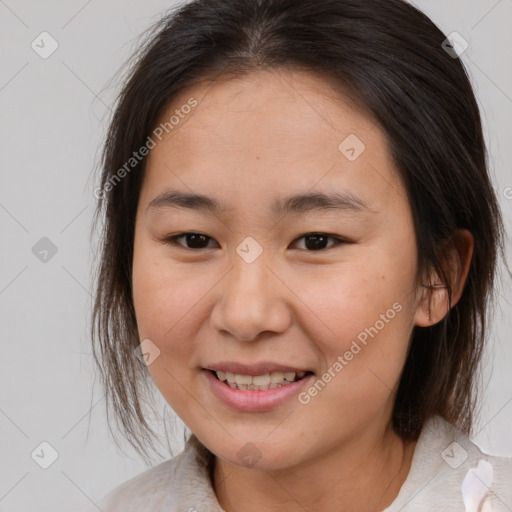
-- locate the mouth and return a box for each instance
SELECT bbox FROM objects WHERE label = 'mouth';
[202,364,317,412]
[206,369,315,391]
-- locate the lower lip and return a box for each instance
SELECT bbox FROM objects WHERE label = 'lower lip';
[202,369,314,412]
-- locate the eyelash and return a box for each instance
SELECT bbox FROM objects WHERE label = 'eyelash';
[163,232,351,252]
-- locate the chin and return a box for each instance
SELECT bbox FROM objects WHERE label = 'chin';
[205,435,305,471]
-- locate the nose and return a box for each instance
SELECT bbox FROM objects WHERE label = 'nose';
[210,248,292,342]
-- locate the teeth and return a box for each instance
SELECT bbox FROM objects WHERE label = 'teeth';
[234,374,252,385]
[214,370,307,391]
[252,374,271,386]
[270,372,285,383]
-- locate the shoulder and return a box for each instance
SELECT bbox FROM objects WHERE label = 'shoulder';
[95,457,177,511]
[387,416,512,511]
[87,435,221,512]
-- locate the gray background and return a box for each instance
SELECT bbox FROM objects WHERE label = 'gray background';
[1,1,511,510]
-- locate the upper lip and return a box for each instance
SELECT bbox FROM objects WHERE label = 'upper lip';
[204,362,313,375]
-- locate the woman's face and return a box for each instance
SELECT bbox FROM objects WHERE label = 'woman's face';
[132,68,426,469]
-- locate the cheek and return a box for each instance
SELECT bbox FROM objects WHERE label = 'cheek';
[298,255,416,412]
[301,258,412,347]
[132,247,206,413]
[132,240,208,341]
[131,243,226,412]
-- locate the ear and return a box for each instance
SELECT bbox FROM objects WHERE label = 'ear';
[414,229,474,327]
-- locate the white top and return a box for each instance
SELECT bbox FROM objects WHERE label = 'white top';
[88,416,512,511]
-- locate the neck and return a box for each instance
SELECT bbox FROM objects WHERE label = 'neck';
[212,424,417,512]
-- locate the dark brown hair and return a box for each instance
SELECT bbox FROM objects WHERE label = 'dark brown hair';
[91,0,507,463]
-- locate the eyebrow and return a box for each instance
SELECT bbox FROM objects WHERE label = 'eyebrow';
[146,190,375,216]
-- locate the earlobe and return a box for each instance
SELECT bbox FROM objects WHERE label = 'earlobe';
[414,282,449,327]
[414,229,474,328]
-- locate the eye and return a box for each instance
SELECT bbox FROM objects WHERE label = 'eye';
[290,233,348,251]
[163,232,350,251]
[164,232,218,250]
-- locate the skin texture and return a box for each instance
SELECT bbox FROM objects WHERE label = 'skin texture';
[132,68,474,511]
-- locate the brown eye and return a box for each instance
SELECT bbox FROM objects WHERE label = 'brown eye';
[165,232,218,249]
[291,233,348,251]
[163,232,349,252]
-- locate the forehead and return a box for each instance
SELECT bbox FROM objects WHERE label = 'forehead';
[152,68,380,153]
[141,68,405,215]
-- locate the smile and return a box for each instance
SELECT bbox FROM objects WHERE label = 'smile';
[202,367,315,412]
[212,370,310,391]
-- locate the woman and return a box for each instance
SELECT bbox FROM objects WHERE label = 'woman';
[89,0,512,510]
